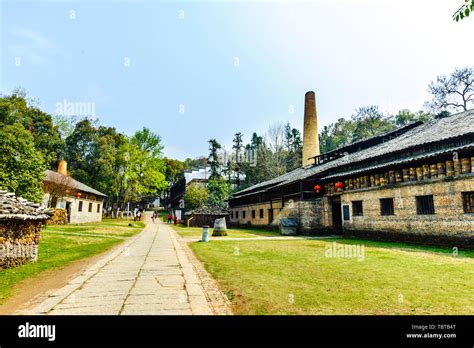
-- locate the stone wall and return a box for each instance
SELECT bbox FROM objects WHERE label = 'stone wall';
[69,198,103,224]
[0,219,42,269]
[340,175,474,247]
[230,198,331,235]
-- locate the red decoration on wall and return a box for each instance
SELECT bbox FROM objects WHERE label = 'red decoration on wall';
[313,184,322,193]
[335,182,344,192]
[75,192,82,198]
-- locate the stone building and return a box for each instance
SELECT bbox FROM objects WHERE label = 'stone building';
[42,160,106,224]
[228,91,474,247]
[0,190,51,268]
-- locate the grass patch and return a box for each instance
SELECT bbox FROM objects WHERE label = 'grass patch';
[45,218,145,237]
[171,224,280,239]
[191,238,474,315]
[0,218,144,304]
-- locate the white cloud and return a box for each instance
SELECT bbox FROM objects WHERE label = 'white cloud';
[8,27,60,65]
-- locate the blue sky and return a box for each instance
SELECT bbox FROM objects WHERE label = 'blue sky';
[1,0,473,160]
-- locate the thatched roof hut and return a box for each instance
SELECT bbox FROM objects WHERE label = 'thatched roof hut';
[183,206,229,227]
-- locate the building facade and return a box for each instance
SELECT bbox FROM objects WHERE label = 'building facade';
[42,161,106,224]
[229,92,474,247]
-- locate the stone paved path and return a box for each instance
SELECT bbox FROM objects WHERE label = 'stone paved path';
[24,220,218,315]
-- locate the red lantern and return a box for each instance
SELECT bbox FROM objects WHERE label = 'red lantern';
[335,182,344,192]
[75,192,82,199]
[313,184,322,193]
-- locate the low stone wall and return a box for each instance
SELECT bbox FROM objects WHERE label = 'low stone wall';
[0,219,43,269]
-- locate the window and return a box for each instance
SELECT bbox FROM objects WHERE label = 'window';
[78,201,83,212]
[243,211,246,219]
[259,209,264,218]
[97,204,101,213]
[416,195,435,215]
[236,211,239,219]
[380,198,394,216]
[252,210,256,219]
[343,205,350,221]
[88,202,93,212]
[463,192,474,213]
[352,201,363,216]
[230,211,234,219]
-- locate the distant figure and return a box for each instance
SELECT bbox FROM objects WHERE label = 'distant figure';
[173,215,178,225]
[167,213,172,224]
[137,211,141,221]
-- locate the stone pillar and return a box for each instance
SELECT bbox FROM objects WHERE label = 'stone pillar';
[302,91,320,167]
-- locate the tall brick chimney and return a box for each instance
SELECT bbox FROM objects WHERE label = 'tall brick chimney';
[302,91,320,167]
[58,160,68,176]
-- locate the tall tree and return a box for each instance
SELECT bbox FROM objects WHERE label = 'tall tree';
[0,123,46,202]
[207,139,222,179]
[319,118,355,153]
[351,106,394,142]
[164,158,187,185]
[65,118,99,185]
[207,177,232,208]
[183,183,209,210]
[0,92,64,169]
[232,132,244,188]
[426,66,474,113]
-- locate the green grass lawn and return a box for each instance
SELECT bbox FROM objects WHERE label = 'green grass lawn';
[0,218,144,304]
[171,224,280,239]
[45,218,145,237]
[191,238,474,315]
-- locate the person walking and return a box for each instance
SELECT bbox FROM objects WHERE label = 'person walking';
[167,213,172,224]
[173,215,178,225]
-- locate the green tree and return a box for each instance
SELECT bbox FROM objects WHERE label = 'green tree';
[207,177,232,208]
[124,128,168,203]
[351,106,394,142]
[164,158,187,185]
[453,0,473,21]
[0,123,46,202]
[0,92,64,169]
[393,109,432,127]
[184,156,208,169]
[184,183,209,210]
[207,139,222,179]
[232,132,244,188]
[319,118,355,153]
[65,118,99,184]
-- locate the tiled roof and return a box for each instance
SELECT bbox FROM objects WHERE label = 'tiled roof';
[232,109,474,198]
[44,170,107,197]
[0,190,51,220]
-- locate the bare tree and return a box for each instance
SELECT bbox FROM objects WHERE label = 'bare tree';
[260,123,287,178]
[44,175,78,208]
[426,66,474,113]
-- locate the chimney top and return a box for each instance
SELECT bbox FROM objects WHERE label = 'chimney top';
[302,91,320,167]
[58,160,68,176]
